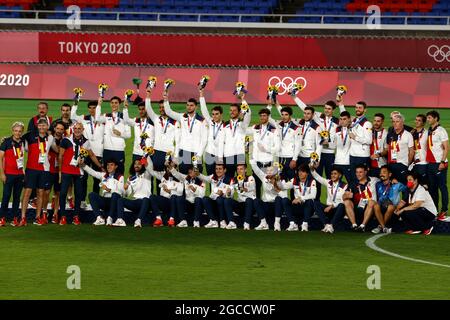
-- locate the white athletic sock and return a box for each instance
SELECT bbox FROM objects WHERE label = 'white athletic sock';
[275,217,281,223]
[260,218,267,225]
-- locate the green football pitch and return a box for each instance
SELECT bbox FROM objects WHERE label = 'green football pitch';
[0,99,449,300]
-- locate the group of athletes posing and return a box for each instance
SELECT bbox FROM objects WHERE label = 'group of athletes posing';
[0,82,448,234]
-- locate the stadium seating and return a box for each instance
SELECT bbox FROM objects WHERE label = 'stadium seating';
[0,0,37,17]
[290,0,449,25]
[0,0,37,10]
[46,0,279,22]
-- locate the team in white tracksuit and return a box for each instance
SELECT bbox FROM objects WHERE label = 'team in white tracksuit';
[199,94,225,175]
[122,103,155,160]
[170,167,206,228]
[95,99,131,174]
[164,96,207,174]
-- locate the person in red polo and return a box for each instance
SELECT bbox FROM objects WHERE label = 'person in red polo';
[58,122,102,225]
[45,121,66,224]
[20,118,54,226]
[0,122,26,227]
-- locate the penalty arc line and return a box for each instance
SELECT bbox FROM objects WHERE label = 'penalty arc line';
[365,234,450,269]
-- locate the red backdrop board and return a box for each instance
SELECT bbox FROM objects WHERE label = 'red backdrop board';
[0,31,449,69]
[0,64,448,108]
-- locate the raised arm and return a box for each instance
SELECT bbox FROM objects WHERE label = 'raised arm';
[145,90,158,122]
[241,106,252,131]
[197,173,212,183]
[293,96,308,112]
[239,95,252,131]
[70,104,84,123]
[169,167,187,182]
[338,101,346,113]
[163,93,182,122]
[249,159,266,182]
[311,168,329,186]
[95,98,106,124]
[143,157,163,180]
[83,165,104,180]
[199,90,211,124]
[122,105,137,127]
[266,104,281,129]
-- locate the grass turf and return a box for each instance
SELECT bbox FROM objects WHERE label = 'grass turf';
[0,99,450,300]
[0,225,449,299]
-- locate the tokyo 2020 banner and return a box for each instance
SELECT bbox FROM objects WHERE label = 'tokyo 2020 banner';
[0,64,449,108]
[0,31,449,69]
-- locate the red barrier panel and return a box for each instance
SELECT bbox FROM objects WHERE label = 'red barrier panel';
[0,31,449,69]
[0,64,448,108]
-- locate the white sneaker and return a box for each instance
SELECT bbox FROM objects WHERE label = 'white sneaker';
[177,220,188,228]
[383,227,392,234]
[325,224,334,234]
[255,221,269,231]
[301,222,309,232]
[274,221,281,232]
[80,201,88,210]
[286,222,299,231]
[220,220,227,229]
[205,220,218,228]
[226,221,237,230]
[93,216,105,226]
[106,216,113,226]
[134,219,142,228]
[113,218,126,227]
[243,222,250,231]
[193,221,200,228]
[371,225,382,234]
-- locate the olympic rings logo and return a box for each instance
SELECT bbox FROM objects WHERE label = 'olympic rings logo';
[427,45,450,63]
[268,76,308,95]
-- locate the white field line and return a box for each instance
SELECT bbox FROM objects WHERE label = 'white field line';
[365,234,450,269]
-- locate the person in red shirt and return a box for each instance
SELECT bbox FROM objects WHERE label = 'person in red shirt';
[0,122,26,227]
[58,122,102,225]
[26,101,52,209]
[44,121,65,224]
[20,118,54,226]
[27,102,52,135]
